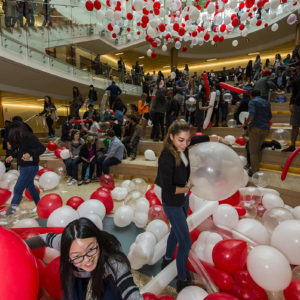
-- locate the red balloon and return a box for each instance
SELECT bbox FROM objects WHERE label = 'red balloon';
[220,24,226,32]
[46,142,57,151]
[159,296,174,300]
[232,18,239,27]
[190,228,200,243]
[182,45,188,52]
[159,23,166,32]
[219,82,246,94]
[35,257,46,293]
[188,259,233,291]
[66,196,84,210]
[94,0,101,10]
[0,188,12,205]
[233,205,246,216]
[245,0,255,8]
[151,51,157,59]
[99,174,115,190]
[148,205,168,223]
[42,256,61,299]
[0,227,39,300]
[85,0,94,11]
[219,190,240,206]
[212,239,248,274]
[25,185,40,201]
[232,270,268,300]
[21,232,46,260]
[37,193,63,219]
[204,32,210,41]
[143,293,158,300]
[205,292,238,299]
[145,187,161,207]
[284,280,300,300]
[127,12,133,20]
[37,168,53,177]
[235,136,247,146]
[74,119,82,124]
[90,188,113,213]
[54,148,63,159]
[213,34,219,42]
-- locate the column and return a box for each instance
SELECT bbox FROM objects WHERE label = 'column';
[170,47,178,71]
[0,91,4,128]
[296,23,300,47]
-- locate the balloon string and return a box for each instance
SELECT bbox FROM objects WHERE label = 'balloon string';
[188,249,219,294]
[281,146,300,181]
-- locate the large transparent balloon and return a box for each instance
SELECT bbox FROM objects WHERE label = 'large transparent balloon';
[252,171,269,188]
[132,178,148,194]
[189,142,244,201]
[227,119,237,128]
[272,129,290,146]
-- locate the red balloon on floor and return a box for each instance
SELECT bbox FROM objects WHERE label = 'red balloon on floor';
[148,205,168,222]
[284,280,300,300]
[46,142,57,151]
[99,174,115,190]
[205,292,238,299]
[235,136,247,146]
[66,196,84,210]
[25,186,40,201]
[212,239,248,274]
[37,193,63,219]
[0,188,12,205]
[0,227,39,300]
[35,257,46,292]
[90,188,113,213]
[143,293,159,300]
[41,256,61,299]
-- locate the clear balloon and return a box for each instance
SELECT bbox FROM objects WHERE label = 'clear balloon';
[239,111,249,124]
[124,191,142,204]
[272,129,290,146]
[189,142,244,201]
[262,207,294,233]
[271,220,300,265]
[287,13,297,25]
[247,245,292,291]
[121,180,135,192]
[144,149,156,161]
[132,178,148,193]
[240,201,258,218]
[252,171,269,188]
[47,206,79,227]
[240,186,262,205]
[114,205,134,227]
[227,119,237,128]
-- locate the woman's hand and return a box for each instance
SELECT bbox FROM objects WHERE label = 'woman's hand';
[22,153,31,161]
[5,156,13,163]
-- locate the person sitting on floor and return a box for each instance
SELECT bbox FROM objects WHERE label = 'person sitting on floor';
[83,104,98,120]
[78,136,97,185]
[122,115,141,160]
[96,129,124,177]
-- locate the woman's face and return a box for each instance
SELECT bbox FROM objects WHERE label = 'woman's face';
[170,130,191,152]
[44,97,49,103]
[74,132,80,140]
[69,238,100,272]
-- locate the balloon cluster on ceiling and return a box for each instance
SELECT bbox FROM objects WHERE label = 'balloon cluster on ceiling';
[84,0,299,58]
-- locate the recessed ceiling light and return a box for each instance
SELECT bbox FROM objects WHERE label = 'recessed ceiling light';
[206,58,217,62]
[248,52,260,56]
[138,56,145,59]
[115,52,124,56]
[140,64,144,66]
[163,65,170,68]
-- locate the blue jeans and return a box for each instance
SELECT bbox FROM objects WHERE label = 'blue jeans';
[96,156,121,176]
[162,196,191,280]
[74,105,82,118]
[65,157,82,180]
[11,166,40,206]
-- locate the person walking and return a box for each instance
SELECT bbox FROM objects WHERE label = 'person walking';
[39,96,57,138]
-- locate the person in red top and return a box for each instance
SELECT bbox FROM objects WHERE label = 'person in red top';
[138,93,150,139]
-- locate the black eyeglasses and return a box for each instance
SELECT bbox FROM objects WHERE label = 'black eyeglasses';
[69,245,99,265]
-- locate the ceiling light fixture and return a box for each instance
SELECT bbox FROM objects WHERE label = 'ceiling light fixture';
[163,65,170,68]
[138,56,145,59]
[248,52,260,56]
[115,52,124,56]
[206,58,217,62]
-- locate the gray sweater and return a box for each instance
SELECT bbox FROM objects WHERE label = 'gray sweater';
[69,139,84,158]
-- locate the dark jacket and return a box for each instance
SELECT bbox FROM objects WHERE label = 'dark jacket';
[155,135,209,206]
[290,78,300,106]
[106,84,122,99]
[79,143,96,160]
[88,89,97,102]
[13,135,46,167]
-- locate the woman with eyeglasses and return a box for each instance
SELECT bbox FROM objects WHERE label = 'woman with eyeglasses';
[26,218,143,300]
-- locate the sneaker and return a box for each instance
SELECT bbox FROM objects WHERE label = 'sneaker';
[282,145,295,152]
[176,279,194,293]
[130,154,136,161]
[68,178,77,185]
[5,204,18,216]
[66,177,73,183]
[161,257,172,270]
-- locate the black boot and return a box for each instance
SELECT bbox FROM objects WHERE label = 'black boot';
[282,145,295,152]
[176,278,194,293]
[161,257,172,270]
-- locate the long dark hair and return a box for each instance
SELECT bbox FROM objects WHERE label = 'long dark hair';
[164,119,190,166]
[73,86,80,97]
[8,121,32,146]
[60,218,130,300]
[155,88,165,105]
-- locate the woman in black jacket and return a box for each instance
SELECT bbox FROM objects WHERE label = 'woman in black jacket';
[5,121,46,216]
[155,119,227,292]
[78,136,97,185]
[39,95,57,138]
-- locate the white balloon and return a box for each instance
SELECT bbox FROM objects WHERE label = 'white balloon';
[114,11,122,21]
[146,49,152,57]
[170,72,176,80]
[292,206,300,219]
[113,25,120,34]
[215,15,223,25]
[270,0,280,10]
[133,0,143,11]
[84,213,103,230]
[287,13,297,25]
[147,27,156,38]
[189,7,199,22]
[12,218,39,228]
[144,149,156,161]
[241,169,249,187]
[114,205,134,227]
[271,220,300,265]
[271,23,279,32]
[224,135,236,145]
[239,155,247,167]
[134,212,148,228]
[0,162,5,180]
[234,218,269,244]
[146,219,168,242]
[97,10,104,19]
[213,204,239,229]
[175,41,181,50]
[60,149,70,160]
[247,245,292,291]
[121,180,135,192]
[106,9,114,20]
[7,169,19,177]
[207,2,215,14]
[189,193,204,212]
[39,171,60,190]
[159,8,166,17]
[77,200,106,220]
[232,40,238,47]
[135,197,150,212]
[262,193,284,210]
[250,17,257,27]
[1,172,18,188]
[239,111,249,124]
[162,44,167,52]
[230,0,237,9]
[111,187,128,201]
[43,247,60,264]
[177,286,208,300]
[224,15,231,25]
[47,206,79,227]
[240,12,248,22]
[8,179,17,191]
